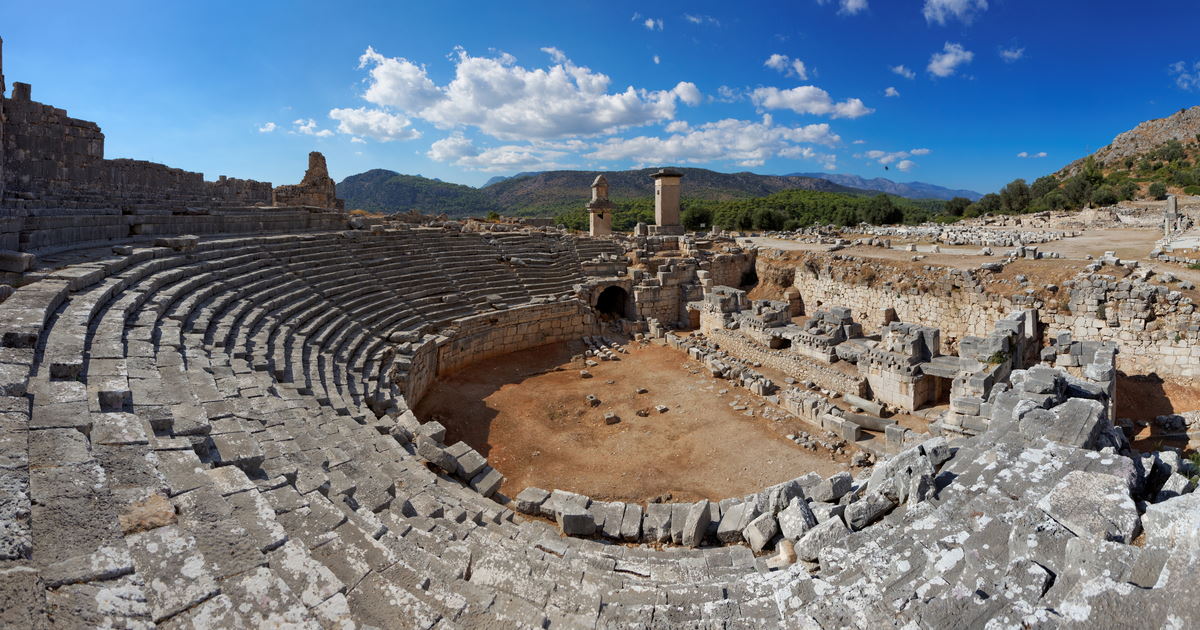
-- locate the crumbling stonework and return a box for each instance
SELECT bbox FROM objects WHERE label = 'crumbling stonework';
[272,151,344,210]
[2,36,1200,629]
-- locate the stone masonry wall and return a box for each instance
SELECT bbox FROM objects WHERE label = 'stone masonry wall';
[435,301,599,376]
[706,327,867,396]
[1,79,271,210]
[772,254,1200,380]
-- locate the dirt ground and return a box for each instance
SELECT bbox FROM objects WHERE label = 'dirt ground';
[415,339,850,503]
[1117,373,1200,421]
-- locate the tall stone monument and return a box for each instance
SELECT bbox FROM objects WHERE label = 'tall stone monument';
[650,168,684,235]
[587,174,614,236]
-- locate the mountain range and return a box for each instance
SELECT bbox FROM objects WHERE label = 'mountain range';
[786,172,982,201]
[337,167,976,217]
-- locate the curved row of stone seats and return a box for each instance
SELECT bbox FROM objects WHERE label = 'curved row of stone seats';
[6,226,1200,627]
[2,228,800,628]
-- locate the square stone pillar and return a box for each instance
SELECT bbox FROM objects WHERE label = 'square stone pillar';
[651,168,683,228]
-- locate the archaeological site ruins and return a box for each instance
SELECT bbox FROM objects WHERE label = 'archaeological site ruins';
[2,36,1200,629]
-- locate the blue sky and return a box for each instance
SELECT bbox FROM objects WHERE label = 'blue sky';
[3,0,1199,194]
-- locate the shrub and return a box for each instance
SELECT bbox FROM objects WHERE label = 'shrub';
[1149,182,1168,200]
[1185,185,1200,196]
[1091,186,1119,206]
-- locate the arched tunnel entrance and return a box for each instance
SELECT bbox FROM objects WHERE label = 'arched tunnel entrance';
[595,286,629,319]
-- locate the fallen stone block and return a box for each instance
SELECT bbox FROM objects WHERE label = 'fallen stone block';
[557,505,595,536]
[1037,471,1140,543]
[681,500,711,547]
[743,512,778,553]
[514,487,550,514]
[778,498,818,540]
[794,516,848,562]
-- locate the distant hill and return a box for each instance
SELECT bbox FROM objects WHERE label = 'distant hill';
[339,167,866,217]
[1057,105,1200,178]
[788,172,982,201]
[482,168,862,214]
[337,169,500,215]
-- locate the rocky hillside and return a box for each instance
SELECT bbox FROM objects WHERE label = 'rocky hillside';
[788,172,982,201]
[338,167,863,217]
[337,169,500,215]
[1059,106,1200,176]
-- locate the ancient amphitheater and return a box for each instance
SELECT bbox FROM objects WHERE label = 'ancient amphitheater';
[3,39,1200,629]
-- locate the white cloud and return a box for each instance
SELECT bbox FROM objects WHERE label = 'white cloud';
[1017,151,1047,158]
[427,134,580,172]
[587,115,839,167]
[764,54,809,80]
[653,55,661,65]
[353,47,695,141]
[713,85,743,103]
[351,137,366,144]
[292,118,333,137]
[1000,47,1025,62]
[923,0,988,25]
[1169,60,1200,91]
[258,122,277,133]
[683,14,719,25]
[750,86,873,119]
[852,139,867,145]
[817,0,869,15]
[927,42,974,77]
[891,65,916,80]
[328,107,420,141]
[358,47,442,112]
[839,0,868,15]
[672,82,703,106]
[860,148,930,168]
[428,133,478,163]
[884,86,900,97]
[643,17,663,31]
[540,46,567,64]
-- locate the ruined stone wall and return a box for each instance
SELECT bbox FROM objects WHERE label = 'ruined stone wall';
[434,301,599,376]
[705,251,756,288]
[273,151,343,210]
[772,254,1200,381]
[0,83,272,211]
[705,327,867,396]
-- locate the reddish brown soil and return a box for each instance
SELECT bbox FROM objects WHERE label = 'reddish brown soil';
[416,340,850,503]
[1117,373,1200,421]
[1119,373,1200,452]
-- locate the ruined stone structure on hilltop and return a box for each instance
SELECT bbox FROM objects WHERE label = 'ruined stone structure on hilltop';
[1,36,1199,629]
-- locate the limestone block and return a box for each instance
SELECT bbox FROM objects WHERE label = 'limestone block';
[1037,471,1140,543]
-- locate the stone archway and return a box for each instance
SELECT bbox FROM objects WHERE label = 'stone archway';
[595,285,630,319]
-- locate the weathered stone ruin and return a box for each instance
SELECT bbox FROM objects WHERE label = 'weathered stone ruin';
[2,37,1200,629]
[272,151,345,211]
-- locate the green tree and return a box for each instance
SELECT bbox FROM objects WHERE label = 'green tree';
[1030,175,1059,199]
[1062,175,1094,207]
[945,196,972,216]
[1091,186,1118,206]
[860,194,902,224]
[1149,182,1168,200]
[999,178,1031,213]
[681,206,712,231]
[966,193,1001,216]
[751,207,787,230]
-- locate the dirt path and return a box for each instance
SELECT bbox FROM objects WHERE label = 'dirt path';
[416,340,849,503]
